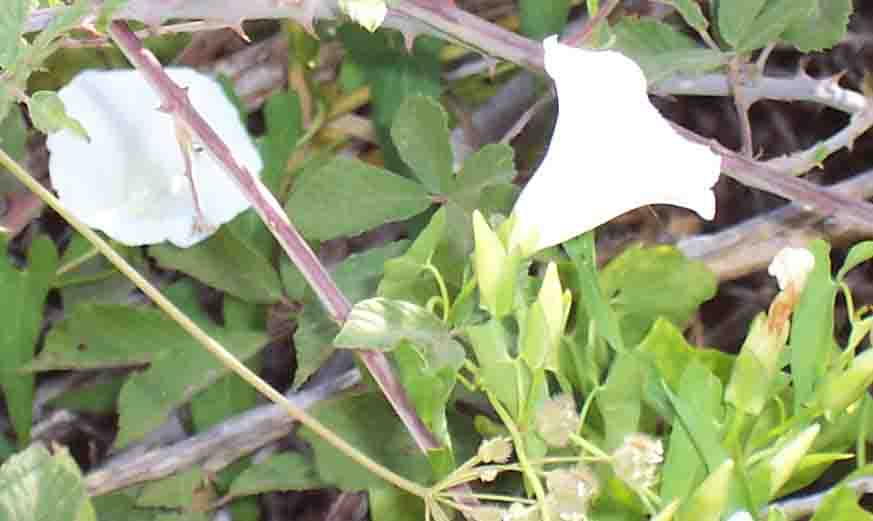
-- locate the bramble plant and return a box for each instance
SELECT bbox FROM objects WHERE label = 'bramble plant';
[2,1,873,521]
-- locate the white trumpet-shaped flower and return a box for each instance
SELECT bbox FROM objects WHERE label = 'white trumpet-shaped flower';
[46,68,262,247]
[510,36,722,254]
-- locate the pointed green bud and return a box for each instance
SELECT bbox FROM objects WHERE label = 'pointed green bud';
[679,459,734,521]
[819,348,873,414]
[726,312,789,415]
[767,424,820,496]
[472,210,517,318]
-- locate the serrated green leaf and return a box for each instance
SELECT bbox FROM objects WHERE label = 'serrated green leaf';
[519,0,571,40]
[0,235,57,444]
[790,240,836,412]
[0,445,94,521]
[286,157,431,241]
[391,96,453,193]
[657,0,709,34]
[335,298,464,368]
[600,244,717,347]
[448,144,516,212]
[613,19,728,83]
[299,392,431,490]
[114,327,267,448]
[0,0,28,69]
[27,91,88,138]
[225,453,323,500]
[734,0,816,53]
[717,0,767,48]
[150,225,283,304]
[782,0,852,52]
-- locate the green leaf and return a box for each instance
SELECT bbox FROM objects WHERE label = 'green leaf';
[837,241,873,281]
[92,494,156,521]
[447,144,516,212]
[657,0,709,34]
[598,352,646,449]
[0,0,27,69]
[790,240,836,412]
[114,327,267,447]
[259,90,303,195]
[335,298,464,367]
[600,244,717,347]
[29,0,89,57]
[150,226,283,304]
[663,367,729,473]
[717,0,768,47]
[48,375,124,413]
[0,236,57,444]
[137,469,203,510]
[338,26,443,174]
[734,0,816,53]
[0,445,95,521]
[369,486,426,521]
[379,207,446,306]
[225,453,323,500]
[299,392,432,490]
[286,157,431,241]
[661,362,725,502]
[391,96,453,193]
[519,0,571,40]
[612,18,728,83]
[27,91,88,138]
[810,485,873,521]
[30,304,200,370]
[781,0,852,52]
[291,242,407,389]
[0,107,28,179]
[565,233,624,352]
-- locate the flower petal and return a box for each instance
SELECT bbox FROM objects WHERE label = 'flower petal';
[510,36,721,254]
[46,68,262,247]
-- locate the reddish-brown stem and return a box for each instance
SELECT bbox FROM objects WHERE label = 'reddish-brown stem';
[563,0,621,46]
[107,20,442,457]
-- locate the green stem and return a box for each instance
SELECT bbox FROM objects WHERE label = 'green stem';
[0,147,428,500]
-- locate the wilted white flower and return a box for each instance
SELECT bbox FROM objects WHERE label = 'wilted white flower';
[46,68,261,247]
[768,246,815,293]
[536,394,579,448]
[510,36,721,254]
[611,433,663,491]
[339,0,388,32]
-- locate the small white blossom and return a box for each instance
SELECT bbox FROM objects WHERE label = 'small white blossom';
[46,68,261,247]
[510,36,721,254]
[768,246,815,293]
[611,433,663,491]
[339,0,388,32]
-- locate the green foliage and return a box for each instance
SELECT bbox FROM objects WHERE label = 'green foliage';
[0,235,57,444]
[519,0,571,40]
[392,96,454,193]
[224,453,323,500]
[0,445,94,521]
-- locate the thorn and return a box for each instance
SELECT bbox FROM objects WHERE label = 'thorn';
[230,22,251,42]
[401,30,416,53]
[797,57,812,79]
[827,70,847,87]
[484,56,498,78]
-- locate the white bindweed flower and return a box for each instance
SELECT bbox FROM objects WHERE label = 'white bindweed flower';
[510,36,721,255]
[768,246,815,293]
[46,68,261,247]
[339,0,388,32]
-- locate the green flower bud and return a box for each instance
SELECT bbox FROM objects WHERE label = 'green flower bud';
[819,348,873,414]
[679,459,734,521]
[766,424,820,496]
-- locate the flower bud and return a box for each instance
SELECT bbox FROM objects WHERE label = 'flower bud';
[768,247,815,294]
[679,459,734,521]
[819,348,873,414]
[766,424,820,496]
[477,437,513,464]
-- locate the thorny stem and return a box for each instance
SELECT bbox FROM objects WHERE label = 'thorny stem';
[107,19,446,464]
[0,147,428,500]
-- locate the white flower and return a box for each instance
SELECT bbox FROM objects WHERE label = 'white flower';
[46,68,261,247]
[725,511,755,521]
[339,0,388,32]
[768,246,815,293]
[509,36,721,254]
